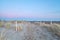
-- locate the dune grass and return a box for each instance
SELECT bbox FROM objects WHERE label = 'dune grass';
[5,22,11,29]
[0,22,3,27]
[44,24,60,37]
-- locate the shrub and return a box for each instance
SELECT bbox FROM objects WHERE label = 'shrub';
[6,23,11,29]
[0,22,3,27]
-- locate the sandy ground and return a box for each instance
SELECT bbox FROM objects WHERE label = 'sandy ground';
[0,21,60,40]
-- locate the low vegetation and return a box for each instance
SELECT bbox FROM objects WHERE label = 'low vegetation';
[41,23,60,37]
[0,22,3,27]
[0,21,60,40]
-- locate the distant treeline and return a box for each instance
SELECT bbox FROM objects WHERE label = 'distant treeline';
[29,21,60,24]
[42,21,60,24]
[0,20,60,24]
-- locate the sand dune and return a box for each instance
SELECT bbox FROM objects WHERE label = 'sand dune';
[0,21,60,40]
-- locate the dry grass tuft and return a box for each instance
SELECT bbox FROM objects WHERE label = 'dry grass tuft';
[0,22,3,27]
[45,24,60,37]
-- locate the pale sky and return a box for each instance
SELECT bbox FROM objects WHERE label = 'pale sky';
[0,0,60,21]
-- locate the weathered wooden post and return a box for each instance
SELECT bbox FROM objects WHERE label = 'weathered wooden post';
[50,20,52,25]
[16,20,18,31]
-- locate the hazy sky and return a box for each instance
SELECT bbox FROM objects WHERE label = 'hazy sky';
[0,0,60,20]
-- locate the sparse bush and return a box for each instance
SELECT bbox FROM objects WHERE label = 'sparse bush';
[6,23,11,29]
[16,26,23,31]
[46,24,60,37]
[0,22,3,27]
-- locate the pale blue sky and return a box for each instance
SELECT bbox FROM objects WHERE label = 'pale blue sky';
[0,0,60,21]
